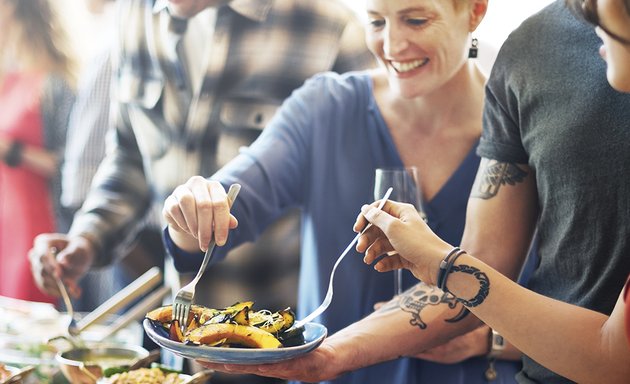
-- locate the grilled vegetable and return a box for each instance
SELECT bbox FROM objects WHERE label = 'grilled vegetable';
[169,320,185,342]
[146,302,304,348]
[251,308,295,334]
[277,325,306,347]
[186,323,282,349]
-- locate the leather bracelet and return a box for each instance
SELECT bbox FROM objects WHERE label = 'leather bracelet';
[4,140,24,167]
[436,247,460,289]
[438,248,467,291]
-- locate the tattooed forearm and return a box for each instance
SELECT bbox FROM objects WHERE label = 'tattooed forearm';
[393,282,469,330]
[471,159,528,199]
[447,265,490,307]
[377,296,402,313]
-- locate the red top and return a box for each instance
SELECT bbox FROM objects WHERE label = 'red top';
[624,275,630,347]
[0,71,56,304]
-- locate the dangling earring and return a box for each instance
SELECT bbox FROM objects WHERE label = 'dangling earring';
[468,37,479,59]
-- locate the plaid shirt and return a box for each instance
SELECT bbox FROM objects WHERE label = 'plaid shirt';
[69,0,375,265]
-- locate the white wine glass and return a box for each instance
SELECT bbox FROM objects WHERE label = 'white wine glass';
[374,166,424,296]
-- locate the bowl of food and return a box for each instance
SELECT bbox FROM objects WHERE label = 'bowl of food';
[0,295,144,383]
[56,345,149,384]
[97,366,212,384]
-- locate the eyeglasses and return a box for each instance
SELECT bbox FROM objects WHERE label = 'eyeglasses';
[581,0,630,45]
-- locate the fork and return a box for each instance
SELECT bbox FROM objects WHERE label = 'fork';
[51,247,80,337]
[292,187,393,330]
[172,183,241,331]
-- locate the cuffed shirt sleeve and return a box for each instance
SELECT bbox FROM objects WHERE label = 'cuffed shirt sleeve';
[163,227,205,272]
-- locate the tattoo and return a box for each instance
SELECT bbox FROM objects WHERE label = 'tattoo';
[471,159,528,199]
[448,265,490,307]
[377,296,401,313]
[394,283,470,330]
[445,307,470,323]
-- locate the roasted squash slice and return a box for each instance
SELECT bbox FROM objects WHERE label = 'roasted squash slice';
[222,301,254,314]
[186,323,282,349]
[146,305,208,324]
[231,306,250,325]
[169,320,185,342]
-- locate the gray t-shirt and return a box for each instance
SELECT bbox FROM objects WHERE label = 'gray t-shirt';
[478,1,630,383]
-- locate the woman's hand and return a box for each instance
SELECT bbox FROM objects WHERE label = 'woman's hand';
[162,177,238,252]
[354,200,452,286]
[196,340,343,382]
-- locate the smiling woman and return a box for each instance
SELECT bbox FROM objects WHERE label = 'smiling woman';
[344,0,555,69]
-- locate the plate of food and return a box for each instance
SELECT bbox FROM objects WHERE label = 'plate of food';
[143,302,327,365]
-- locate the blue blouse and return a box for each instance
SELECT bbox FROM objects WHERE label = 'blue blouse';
[168,71,521,384]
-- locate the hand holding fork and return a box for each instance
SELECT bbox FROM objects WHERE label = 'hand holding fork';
[172,183,241,332]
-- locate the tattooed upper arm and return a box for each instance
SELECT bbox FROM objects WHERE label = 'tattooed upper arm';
[471,158,528,199]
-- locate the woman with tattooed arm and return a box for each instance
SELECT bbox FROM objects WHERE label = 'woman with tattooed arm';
[356,1,630,383]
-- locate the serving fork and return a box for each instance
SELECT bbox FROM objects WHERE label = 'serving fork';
[292,187,393,330]
[172,183,241,331]
[51,247,80,337]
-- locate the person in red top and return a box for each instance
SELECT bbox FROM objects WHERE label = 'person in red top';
[0,0,76,303]
[355,0,630,382]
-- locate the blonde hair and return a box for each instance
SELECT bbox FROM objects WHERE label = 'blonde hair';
[1,0,78,87]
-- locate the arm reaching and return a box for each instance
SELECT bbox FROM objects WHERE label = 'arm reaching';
[194,159,539,382]
[356,165,630,383]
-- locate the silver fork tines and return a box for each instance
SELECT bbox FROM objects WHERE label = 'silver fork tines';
[172,183,241,332]
[293,187,393,330]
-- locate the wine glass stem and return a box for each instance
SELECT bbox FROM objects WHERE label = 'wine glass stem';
[394,269,403,296]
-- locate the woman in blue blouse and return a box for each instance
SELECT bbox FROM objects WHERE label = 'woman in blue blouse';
[163,0,527,383]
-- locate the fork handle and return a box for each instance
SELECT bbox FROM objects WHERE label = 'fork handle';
[293,187,393,329]
[191,183,241,285]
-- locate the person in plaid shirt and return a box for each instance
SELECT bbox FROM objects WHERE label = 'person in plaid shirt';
[29,1,373,382]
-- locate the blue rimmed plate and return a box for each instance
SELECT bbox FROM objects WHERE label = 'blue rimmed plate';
[143,319,327,364]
